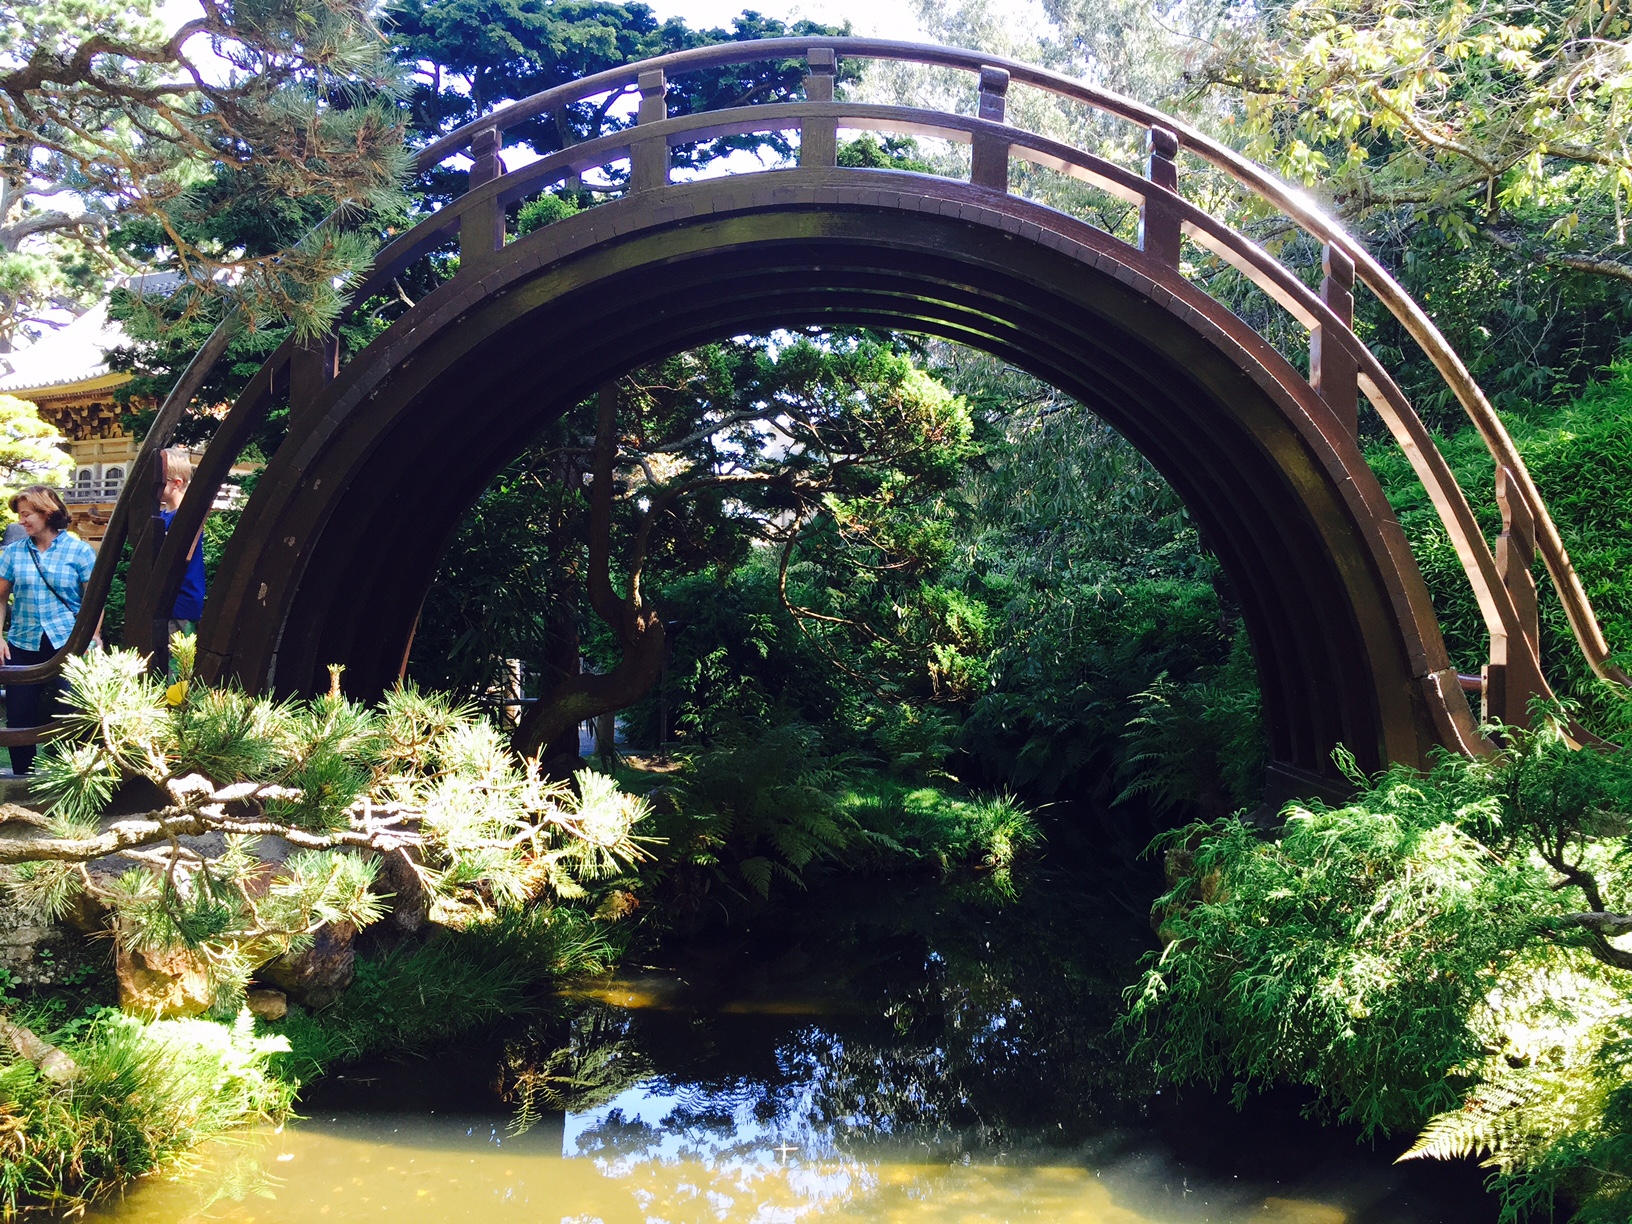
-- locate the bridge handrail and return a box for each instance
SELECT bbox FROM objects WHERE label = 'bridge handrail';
[401,35,1621,693]
[6,38,1612,750]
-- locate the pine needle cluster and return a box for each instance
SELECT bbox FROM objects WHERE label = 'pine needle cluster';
[1,643,652,1009]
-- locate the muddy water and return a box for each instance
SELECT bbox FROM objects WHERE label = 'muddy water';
[85,870,1497,1224]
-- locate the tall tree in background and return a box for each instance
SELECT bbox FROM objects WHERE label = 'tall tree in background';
[388,0,853,197]
[0,393,70,513]
[1189,0,1632,412]
[108,1,850,435]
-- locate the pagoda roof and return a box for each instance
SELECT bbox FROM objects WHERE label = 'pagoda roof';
[0,273,180,400]
[0,302,129,398]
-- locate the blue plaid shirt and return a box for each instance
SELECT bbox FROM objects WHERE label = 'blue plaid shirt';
[0,532,96,650]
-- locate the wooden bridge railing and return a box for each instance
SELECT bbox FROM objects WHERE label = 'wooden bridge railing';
[4,37,1614,751]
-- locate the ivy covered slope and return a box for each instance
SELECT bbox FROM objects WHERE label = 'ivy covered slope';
[1369,363,1632,717]
[0,645,652,1215]
[1128,716,1632,1222]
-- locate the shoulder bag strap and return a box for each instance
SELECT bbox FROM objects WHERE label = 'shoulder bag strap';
[28,545,77,613]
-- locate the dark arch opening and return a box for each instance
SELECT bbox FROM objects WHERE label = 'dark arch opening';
[198,174,1460,791]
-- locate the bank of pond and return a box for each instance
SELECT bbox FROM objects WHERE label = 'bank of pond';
[2,661,1630,1222]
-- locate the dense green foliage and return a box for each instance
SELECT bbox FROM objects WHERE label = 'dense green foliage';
[1369,363,1632,717]
[1129,719,1632,1220]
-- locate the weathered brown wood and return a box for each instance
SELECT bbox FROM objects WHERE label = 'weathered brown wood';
[288,331,339,423]
[459,127,506,268]
[123,345,291,658]
[968,66,1009,191]
[1139,126,1180,267]
[469,125,504,186]
[800,47,837,168]
[1487,464,1543,725]
[1311,244,1359,436]
[630,70,669,192]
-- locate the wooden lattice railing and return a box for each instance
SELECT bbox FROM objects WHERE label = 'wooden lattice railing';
[3,38,1615,750]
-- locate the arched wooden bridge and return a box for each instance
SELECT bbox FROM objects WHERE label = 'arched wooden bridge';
[7,39,1623,796]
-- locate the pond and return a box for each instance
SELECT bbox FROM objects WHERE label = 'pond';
[85,861,1498,1223]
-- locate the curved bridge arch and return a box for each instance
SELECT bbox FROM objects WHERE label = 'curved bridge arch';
[199,172,1465,787]
[25,38,1618,790]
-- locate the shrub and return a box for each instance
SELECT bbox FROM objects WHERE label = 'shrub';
[1126,726,1632,1220]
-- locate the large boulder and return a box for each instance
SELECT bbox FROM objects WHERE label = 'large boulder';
[245,987,288,1021]
[373,848,430,939]
[260,922,356,1010]
[116,943,214,1018]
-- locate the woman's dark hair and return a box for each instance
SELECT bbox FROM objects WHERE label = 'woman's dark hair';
[9,485,71,533]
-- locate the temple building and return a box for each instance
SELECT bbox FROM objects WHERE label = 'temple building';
[0,286,247,547]
[0,301,139,544]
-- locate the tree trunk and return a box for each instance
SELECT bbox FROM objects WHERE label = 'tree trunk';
[538,601,581,766]
[512,611,664,759]
[512,383,666,761]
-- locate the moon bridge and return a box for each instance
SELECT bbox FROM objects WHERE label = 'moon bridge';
[11,38,1620,795]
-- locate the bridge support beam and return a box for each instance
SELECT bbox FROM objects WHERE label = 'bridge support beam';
[1312,245,1360,438]
[1139,127,1181,267]
[969,67,1010,191]
[631,70,669,192]
[1486,465,1545,726]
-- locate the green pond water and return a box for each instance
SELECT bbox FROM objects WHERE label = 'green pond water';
[83,863,1497,1224]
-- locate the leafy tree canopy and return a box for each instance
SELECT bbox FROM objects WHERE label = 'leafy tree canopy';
[0,392,70,516]
[1,0,412,344]
[411,332,984,759]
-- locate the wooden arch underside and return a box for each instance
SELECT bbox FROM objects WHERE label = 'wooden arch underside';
[196,170,1478,794]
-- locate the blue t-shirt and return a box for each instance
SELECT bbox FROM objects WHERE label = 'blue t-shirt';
[160,510,207,621]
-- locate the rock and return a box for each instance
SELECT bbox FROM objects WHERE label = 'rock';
[245,987,288,1022]
[373,848,430,938]
[260,922,356,1011]
[0,892,86,988]
[0,1015,78,1082]
[116,944,213,1018]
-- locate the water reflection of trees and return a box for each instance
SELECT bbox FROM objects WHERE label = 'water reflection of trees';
[510,869,1158,1163]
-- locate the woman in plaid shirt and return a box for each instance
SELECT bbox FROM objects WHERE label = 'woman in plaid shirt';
[0,486,96,775]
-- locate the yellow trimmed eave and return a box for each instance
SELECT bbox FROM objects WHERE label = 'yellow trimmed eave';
[17,371,133,403]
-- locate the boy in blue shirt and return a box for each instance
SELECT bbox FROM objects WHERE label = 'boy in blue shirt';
[158,447,207,635]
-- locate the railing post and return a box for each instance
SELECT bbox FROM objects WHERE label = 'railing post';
[1486,464,1543,725]
[288,330,339,424]
[969,66,1010,191]
[460,126,506,269]
[1311,244,1359,437]
[1139,126,1181,267]
[800,47,838,168]
[630,69,669,192]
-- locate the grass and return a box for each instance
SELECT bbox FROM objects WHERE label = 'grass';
[836,777,1042,875]
[0,1009,292,1218]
